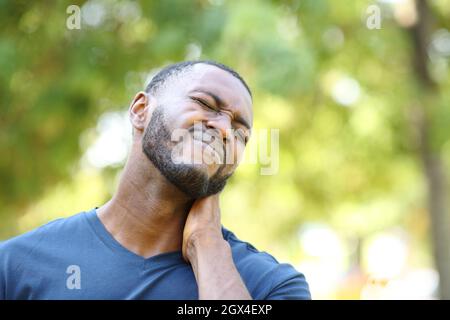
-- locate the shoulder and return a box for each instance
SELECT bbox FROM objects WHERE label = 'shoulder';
[222,227,311,300]
[0,211,89,264]
[0,211,91,299]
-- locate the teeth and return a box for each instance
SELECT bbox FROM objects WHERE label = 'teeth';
[199,141,224,161]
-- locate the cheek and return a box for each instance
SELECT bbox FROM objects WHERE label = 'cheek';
[235,142,246,161]
[223,140,246,170]
[168,107,208,130]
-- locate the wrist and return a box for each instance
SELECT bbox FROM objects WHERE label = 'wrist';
[185,230,229,261]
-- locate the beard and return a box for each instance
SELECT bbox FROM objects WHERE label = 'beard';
[142,105,231,199]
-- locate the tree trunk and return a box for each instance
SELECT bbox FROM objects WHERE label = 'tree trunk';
[409,0,450,299]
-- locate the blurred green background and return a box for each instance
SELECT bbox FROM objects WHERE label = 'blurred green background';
[1,0,450,299]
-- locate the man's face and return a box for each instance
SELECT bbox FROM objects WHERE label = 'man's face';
[141,64,253,199]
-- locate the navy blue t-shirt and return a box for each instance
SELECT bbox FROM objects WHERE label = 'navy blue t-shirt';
[0,208,310,300]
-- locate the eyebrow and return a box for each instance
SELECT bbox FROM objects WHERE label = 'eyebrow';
[189,89,252,130]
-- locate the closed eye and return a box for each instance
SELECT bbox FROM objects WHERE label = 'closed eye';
[190,97,218,112]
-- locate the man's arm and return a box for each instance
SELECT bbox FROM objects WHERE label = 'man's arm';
[182,194,252,300]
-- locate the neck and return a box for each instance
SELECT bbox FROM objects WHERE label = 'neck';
[96,142,194,259]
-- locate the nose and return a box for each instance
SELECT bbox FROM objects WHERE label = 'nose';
[205,113,233,143]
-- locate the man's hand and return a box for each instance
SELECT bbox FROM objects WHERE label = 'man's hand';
[182,193,223,263]
[181,193,252,299]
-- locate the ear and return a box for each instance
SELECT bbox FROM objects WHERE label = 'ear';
[129,91,150,134]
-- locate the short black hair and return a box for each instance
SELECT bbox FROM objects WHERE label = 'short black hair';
[145,60,252,98]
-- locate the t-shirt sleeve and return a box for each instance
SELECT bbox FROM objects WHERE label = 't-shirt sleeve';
[0,226,49,300]
[264,264,311,300]
[0,242,6,300]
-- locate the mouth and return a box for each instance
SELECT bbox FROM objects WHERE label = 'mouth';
[185,125,226,164]
[203,141,224,163]
[191,138,224,164]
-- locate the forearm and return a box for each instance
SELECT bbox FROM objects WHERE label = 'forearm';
[187,233,252,300]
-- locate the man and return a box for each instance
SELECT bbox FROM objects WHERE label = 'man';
[0,60,310,300]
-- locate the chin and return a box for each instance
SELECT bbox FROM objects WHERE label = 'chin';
[173,155,221,178]
[174,164,229,199]
[203,163,222,178]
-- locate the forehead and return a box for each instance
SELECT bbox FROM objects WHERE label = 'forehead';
[178,64,253,123]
